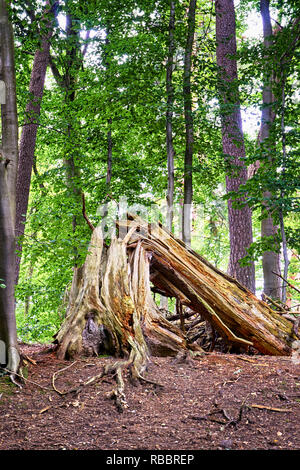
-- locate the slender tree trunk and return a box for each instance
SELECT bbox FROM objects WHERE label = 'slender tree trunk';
[182,0,196,247]
[160,1,176,310]
[279,83,289,304]
[215,0,255,293]
[49,6,91,265]
[101,29,113,236]
[259,0,281,300]
[166,0,175,233]
[15,0,57,284]
[63,9,82,266]
[101,117,113,236]
[105,27,113,188]
[0,0,20,375]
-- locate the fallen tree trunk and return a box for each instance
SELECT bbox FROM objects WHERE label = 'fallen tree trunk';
[120,216,296,356]
[55,215,298,407]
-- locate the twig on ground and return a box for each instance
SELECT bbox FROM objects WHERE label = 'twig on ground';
[251,404,292,412]
[52,361,78,395]
[0,366,51,391]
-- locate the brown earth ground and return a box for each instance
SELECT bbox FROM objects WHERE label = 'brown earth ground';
[0,343,299,452]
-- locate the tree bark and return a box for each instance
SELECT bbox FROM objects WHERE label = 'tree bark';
[15,0,57,284]
[0,0,20,375]
[259,0,282,301]
[215,0,255,293]
[160,0,176,310]
[166,0,175,233]
[182,0,196,247]
[101,28,113,236]
[55,225,189,361]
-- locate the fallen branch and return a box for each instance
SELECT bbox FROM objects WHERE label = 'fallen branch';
[251,404,292,412]
[166,310,197,322]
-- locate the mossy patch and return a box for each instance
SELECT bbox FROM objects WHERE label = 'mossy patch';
[0,376,16,397]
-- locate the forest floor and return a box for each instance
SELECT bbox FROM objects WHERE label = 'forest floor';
[0,343,300,453]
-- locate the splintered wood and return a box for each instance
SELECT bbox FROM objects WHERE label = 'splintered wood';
[117,216,297,356]
[56,215,298,365]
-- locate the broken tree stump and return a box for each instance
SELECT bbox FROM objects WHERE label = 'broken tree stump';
[55,215,298,366]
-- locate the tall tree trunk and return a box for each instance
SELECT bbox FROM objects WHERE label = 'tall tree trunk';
[24,262,34,316]
[15,0,57,284]
[160,1,176,310]
[0,0,20,375]
[182,0,196,247]
[259,0,281,300]
[215,0,255,293]
[49,5,91,266]
[166,0,175,233]
[63,8,82,266]
[279,81,289,304]
[101,29,113,236]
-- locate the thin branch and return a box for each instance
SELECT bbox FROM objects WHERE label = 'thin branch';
[279,16,300,66]
[272,271,300,296]
[81,193,95,231]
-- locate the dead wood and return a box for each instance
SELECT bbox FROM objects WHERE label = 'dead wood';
[114,216,298,356]
[55,215,299,409]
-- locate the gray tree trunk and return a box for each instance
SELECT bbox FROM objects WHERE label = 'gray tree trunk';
[215,0,255,293]
[166,0,175,233]
[182,0,196,247]
[259,0,282,300]
[101,28,113,236]
[0,0,20,375]
[62,10,83,266]
[160,1,176,310]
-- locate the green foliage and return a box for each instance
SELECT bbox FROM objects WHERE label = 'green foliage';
[10,0,300,341]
